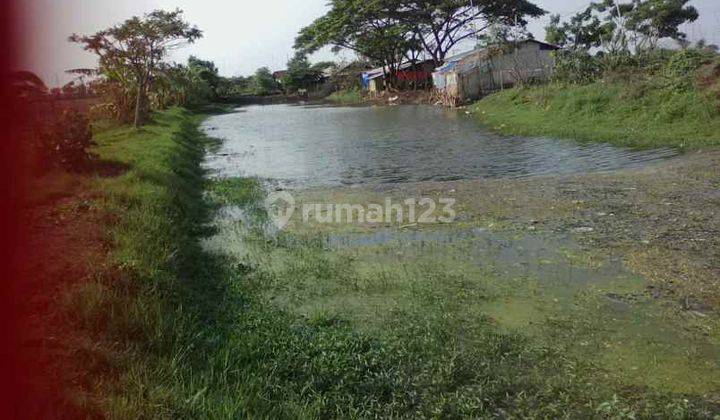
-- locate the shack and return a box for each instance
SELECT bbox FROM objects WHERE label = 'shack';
[433,40,559,106]
[362,60,436,93]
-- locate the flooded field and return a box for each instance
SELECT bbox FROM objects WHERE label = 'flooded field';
[203,104,677,187]
[202,106,720,411]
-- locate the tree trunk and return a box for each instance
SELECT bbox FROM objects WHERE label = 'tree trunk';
[133,80,144,128]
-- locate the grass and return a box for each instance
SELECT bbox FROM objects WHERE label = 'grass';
[57,107,719,418]
[472,80,720,150]
[327,88,364,105]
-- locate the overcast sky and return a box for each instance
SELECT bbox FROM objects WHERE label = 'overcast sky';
[19,0,720,86]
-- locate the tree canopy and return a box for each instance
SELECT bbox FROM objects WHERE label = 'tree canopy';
[545,0,699,52]
[70,9,202,126]
[295,0,546,79]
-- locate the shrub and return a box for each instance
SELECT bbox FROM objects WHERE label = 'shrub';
[39,109,95,170]
[327,88,363,104]
[553,51,603,84]
[661,49,712,91]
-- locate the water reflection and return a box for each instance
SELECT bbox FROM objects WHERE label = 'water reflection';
[203,104,677,188]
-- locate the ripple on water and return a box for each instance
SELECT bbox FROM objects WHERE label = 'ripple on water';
[202,104,678,188]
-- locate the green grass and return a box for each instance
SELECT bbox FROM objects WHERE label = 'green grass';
[63,107,718,418]
[327,88,364,105]
[472,81,720,150]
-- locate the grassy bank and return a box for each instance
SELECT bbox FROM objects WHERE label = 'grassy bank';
[472,81,720,149]
[327,88,364,104]
[63,107,234,416]
[60,107,718,417]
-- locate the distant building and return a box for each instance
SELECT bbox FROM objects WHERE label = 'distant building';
[432,40,560,106]
[272,70,288,83]
[325,61,374,92]
[361,60,437,93]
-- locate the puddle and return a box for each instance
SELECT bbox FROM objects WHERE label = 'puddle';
[327,228,629,286]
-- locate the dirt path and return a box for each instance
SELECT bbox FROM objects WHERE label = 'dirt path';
[16,174,110,417]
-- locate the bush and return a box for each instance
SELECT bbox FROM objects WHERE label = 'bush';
[553,51,603,84]
[553,48,719,91]
[327,88,363,104]
[39,109,95,170]
[661,49,712,91]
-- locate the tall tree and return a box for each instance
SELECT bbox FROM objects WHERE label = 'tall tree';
[252,67,279,95]
[621,0,699,50]
[70,9,201,127]
[282,52,325,93]
[395,0,546,63]
[296,0,419,85]
[187,56,221,93]
[546,0,699,53]
[545,9,615,51]
[296,0,544,75]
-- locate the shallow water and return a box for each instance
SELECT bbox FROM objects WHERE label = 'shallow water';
[203,104,719,395]
[327,228,629,287]
[324,228,720,393]
[203,104,677,188]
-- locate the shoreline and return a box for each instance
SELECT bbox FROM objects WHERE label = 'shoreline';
[23,105,720,417]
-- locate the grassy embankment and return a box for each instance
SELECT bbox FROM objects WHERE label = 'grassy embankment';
[327,88,364,104]
[61,107,718,417]
[472,71,720,150]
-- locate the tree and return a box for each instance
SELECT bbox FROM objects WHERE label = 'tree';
[70,9,202,127]
[282,52,324,93]
[252,67,279,95]
[546,0,699,53]
[296,0,419,87]
[296,0,544,85]
[622,0,699,50]
[395,0,545,63]
[545,10,615,51]
[694,39,719,54]
[188,56,221,93]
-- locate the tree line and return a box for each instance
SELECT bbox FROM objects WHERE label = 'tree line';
[61,1,718,128]
[543,0,716,84]
[67,9,311,128]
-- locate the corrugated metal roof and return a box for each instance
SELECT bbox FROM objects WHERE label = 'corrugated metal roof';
[432,39,560,76]
[362,60,434,80]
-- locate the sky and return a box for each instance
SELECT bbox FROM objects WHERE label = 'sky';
[19,0,720,86]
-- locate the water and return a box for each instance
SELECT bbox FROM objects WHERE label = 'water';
[327,228,628,286]
[203,104,677,188]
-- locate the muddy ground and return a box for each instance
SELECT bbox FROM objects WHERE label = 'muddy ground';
[293,149,720,314]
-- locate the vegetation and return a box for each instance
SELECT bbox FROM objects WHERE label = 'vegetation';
[296,0,545,89]
[472,0,720,149]
[23,2,720,417]
[57,108,715,417]
[39,109,95,169]
[327,88,364,104]
[250,66,280,96]
[473,74,720,149]
[546,0,699,53]
[70,9,202,126]
[281,52,335,94]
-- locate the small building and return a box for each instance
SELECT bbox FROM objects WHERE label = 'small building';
[362,60,436,93]
[326,61,374,92]
[433,40,560,106]
[272,70,288,83]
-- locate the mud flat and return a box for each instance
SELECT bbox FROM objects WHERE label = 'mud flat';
[259,149,720,396]
[203,105,720,414]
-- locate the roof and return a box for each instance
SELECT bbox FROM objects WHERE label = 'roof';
[517,39,561,50]
[362,59,435,81]
[433,39,561,75]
